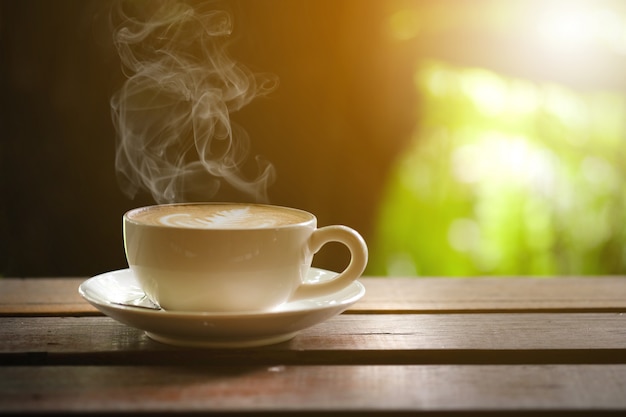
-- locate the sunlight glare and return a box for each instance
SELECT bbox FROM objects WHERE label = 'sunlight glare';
[533,1,626,54]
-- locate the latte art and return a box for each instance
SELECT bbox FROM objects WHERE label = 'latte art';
[128,204,311,229]
[160,208,279,229]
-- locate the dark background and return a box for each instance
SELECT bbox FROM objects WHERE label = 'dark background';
[4,0,625,278]
[1,0,417,277]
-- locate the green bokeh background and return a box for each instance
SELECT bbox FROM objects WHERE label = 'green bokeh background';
[370,61,626,276]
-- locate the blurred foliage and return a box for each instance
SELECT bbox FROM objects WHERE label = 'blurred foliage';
[369,60,626,276]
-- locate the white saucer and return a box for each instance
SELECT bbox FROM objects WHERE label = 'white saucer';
[79,268,365,348]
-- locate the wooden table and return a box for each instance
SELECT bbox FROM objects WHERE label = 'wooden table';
[2,275,626,415]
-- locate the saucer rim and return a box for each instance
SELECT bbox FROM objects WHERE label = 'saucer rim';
[79,267,365,319]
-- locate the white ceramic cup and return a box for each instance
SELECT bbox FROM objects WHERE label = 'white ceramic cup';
[123,202,368,312]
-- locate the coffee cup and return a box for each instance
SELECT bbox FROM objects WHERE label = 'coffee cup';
[123,202,368,312]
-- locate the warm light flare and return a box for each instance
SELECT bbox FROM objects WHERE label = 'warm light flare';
[529,1,626,55]
[535,5,593,50]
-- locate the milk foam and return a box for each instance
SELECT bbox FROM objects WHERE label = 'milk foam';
[160,208,278,229]
[129,204,310,229]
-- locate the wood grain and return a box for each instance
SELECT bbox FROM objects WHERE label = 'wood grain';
[0,278,95,316]
[3,277,626,415]
[2,314,625,365]
[2,364,625,413]
[3,276,626,316]
[358,276,626,312]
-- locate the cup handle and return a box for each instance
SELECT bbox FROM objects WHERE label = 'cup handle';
[292,225,368,300]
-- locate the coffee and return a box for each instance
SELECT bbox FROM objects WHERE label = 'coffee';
[124,202,368,312]
[127,203,311,229]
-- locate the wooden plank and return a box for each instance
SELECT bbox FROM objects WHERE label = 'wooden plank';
[0,278,97,316]
[1,364,625,414]
[3,277,626,316]
[358,276,626,312]
[2,314,625,365]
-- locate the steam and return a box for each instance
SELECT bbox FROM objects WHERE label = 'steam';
[110,0,277,203]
